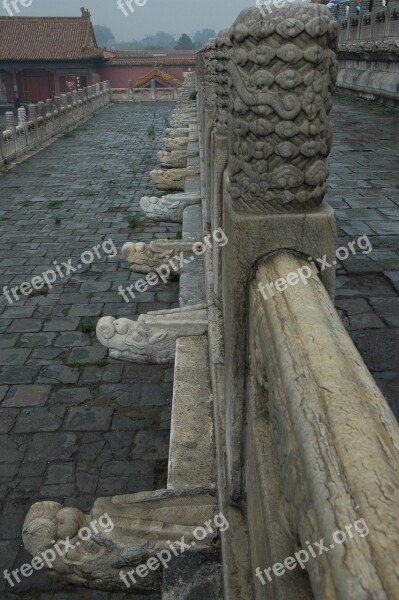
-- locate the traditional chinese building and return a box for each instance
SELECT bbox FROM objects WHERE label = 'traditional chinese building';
[0,8,196,104]
[0,8,114,104]
[99,50,196,90]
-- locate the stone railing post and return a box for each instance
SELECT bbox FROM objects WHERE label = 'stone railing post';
[219,4,338,498]
[17,106,28,149]
[53,96,62,130]
[128,80,133,102]
[6,111,15,129]
[4,112,16,158]
[197,40,217,229]
[28,103,37,121]
[17,106,27,125]
[209,33,232,305]
[150,79,156,101]
[66,92,73,118]
[28,104,38,141]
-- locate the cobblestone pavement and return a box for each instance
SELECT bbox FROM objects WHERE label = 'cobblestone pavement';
[0,102,176,599]
[328,97,399,419]
[0,97,398,600]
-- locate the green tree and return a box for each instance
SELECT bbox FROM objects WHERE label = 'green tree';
[175,34,195,51]
[193,29,216,49]
[93,25,115,48]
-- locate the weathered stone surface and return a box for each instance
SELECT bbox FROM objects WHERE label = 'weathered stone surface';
[22,489,218,592]
[27,433,77,461]
[64,407,114,431]
[140,191,200,222]
[150,166,200,191]
[3,385,50,407]
[14,407,64,433]
[97,305,208,364]
[168,336,214,488]
[121,238,196,273]
[248,254,399,600]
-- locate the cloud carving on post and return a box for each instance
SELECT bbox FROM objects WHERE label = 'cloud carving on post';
[227,5,338,213]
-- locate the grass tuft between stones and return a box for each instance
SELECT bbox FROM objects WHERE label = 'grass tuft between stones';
[80,317,95,334]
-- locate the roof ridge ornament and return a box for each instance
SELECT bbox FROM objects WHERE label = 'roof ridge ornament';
[80,7,91,19]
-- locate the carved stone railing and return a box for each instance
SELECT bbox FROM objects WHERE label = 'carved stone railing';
[248,253,399,599]
[0,81,111,165]
[199,3,339,499]
[111,86,181,102]
[197,3,399,598]
[338,1,399,43]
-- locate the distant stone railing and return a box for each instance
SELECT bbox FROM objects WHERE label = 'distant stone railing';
[336,1,399,106]
[197,3,399,598]
[339,1,399,42]
[111,83,181,103]
[0,81,111,165]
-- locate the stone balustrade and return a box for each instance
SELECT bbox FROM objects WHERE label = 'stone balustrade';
[197,4,399,598]
[110,84,181,102]
[0,81,111,165]
[338,1,399,42]
[336,0,399,106]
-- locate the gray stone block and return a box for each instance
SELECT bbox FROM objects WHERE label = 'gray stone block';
[3,385,51,407]
[64,407,114,431]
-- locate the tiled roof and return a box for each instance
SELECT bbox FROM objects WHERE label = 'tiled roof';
[134,67,183,88]
[109,50,196,66]
[0,9,112,61]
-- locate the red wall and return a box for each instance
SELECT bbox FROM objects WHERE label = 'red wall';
[98,64,194,88]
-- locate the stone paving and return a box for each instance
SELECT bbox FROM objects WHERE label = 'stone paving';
[0,102,176,599]
[0,97,397,600]
[328,97,399,419]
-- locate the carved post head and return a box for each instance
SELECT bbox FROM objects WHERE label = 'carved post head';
[214,31,233,136]
[37,101,46,116]
[5,111,15,128]
[197,40,218,112]
[28,104,37,120]
[227,5,338,213]
[17,107,27,124]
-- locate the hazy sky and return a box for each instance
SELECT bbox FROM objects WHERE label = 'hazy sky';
[1,0,255,41]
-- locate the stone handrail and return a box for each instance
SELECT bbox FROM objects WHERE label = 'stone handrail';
[248,253,399,599]
[0,81,111,165]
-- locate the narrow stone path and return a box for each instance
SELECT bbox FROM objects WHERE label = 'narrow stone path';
[0,102,176,599]
[329,97,399,418]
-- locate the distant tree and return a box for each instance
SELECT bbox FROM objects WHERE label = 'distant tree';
[142,31,176,50]
[175,34,195,51]
[193,29,216,49]
[111,31,178,52]
[113,40,141,50]
[93,25,115,48]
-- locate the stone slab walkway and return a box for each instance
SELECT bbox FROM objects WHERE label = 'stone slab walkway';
[0,102,176,599]
[328,97,399,419]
